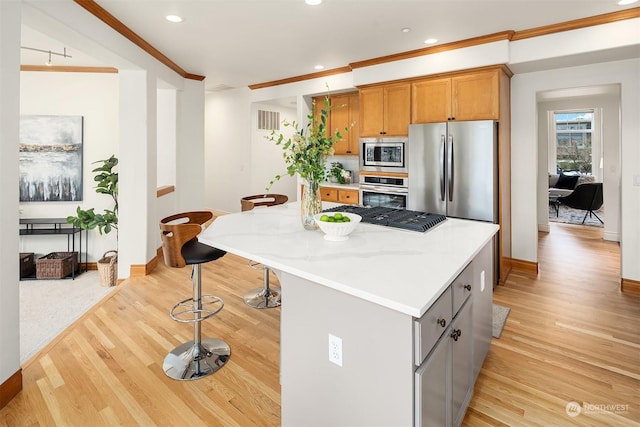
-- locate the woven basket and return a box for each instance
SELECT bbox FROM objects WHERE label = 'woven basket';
[97,250,118,287]
[36,252,77,279]
[20,252,35,279]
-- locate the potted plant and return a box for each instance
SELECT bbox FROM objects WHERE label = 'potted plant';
[328,161,351,184]
[67,155,118,286]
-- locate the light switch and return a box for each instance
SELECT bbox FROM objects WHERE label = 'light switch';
[634,175,640,186]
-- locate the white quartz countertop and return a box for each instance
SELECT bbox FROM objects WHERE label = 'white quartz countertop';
[199,203,498,318]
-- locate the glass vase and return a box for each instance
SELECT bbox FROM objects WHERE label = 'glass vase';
[301,178,322,230]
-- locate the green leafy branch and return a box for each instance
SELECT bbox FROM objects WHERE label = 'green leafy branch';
[67,155,118,236]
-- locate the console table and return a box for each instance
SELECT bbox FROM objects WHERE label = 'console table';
[19,218,88,279]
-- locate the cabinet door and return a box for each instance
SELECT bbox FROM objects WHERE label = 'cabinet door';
[359,87,385,137]
[415,334,449,427]
[451,299,473,427]
[313,96,330,132]
[383,83,411,136]
[348,92,360,154]
[451,71,500,121]
[331,93,359,155]
[320,187,338,202]
[337,189,358,205]
[411,77,452,123]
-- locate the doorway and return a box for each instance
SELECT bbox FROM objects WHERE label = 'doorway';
[536,84,621,243]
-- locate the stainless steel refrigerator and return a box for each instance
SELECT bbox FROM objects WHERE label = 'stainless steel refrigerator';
[408,120,498,223]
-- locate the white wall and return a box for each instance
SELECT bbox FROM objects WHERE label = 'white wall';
[157,88,176,188]
[0,0,22,390]
[19,71,119,262]
[536,91,621,242]
[511,58,639,281]
[250,102,297,202]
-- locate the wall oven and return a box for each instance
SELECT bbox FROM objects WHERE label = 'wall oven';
[359,175,408,209]
[360,137,408,173]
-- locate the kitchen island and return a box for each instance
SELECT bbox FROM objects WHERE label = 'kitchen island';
[199,202,499,426]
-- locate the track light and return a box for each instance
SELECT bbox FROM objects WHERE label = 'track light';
[21,46,72,66]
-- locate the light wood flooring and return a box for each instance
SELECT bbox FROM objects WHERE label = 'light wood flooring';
[1,222,639,426]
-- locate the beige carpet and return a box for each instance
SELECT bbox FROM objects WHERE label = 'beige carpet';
[19,271,116,363]
[548,203,604,227]
[492,304,510,338]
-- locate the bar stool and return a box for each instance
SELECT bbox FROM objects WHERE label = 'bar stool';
[240,194,288,308]
[159,211,230,380]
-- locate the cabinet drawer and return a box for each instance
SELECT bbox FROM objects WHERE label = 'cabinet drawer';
[451,263,473,315]
[338,189,358,204]
[320,187,338,202]
[414,287,452,366]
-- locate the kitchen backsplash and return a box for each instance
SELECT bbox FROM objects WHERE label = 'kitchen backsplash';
[326,156,359,184]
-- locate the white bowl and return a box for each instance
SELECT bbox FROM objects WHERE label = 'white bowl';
[313,212,362,241]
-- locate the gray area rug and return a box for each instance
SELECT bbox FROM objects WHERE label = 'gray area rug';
[492,304,510,338]
[549,203,604,227]
[19,271,116,363]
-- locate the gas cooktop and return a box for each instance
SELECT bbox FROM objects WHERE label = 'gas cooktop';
[324,205,447,233]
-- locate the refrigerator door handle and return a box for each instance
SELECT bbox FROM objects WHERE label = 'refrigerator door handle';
[439,135,446,202]
[447,134,454,202]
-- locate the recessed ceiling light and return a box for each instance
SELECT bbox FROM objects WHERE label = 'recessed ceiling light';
[165,15,183,23]
[314,65,325,70]
[424,38,438,45]
[617,0,638,4]
[305,0,322,5]
[401,28,411,33]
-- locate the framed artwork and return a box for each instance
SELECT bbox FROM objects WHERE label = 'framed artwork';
[19,115,84,202]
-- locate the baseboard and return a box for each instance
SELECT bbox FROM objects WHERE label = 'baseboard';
[510,257,539,275]
[0,369,22,409]
[130,254,160,277]
[621,277,640,295]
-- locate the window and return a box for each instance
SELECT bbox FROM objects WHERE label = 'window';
[553,111,594,174]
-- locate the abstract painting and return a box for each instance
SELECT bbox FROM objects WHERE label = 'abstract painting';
[19,115,83,202]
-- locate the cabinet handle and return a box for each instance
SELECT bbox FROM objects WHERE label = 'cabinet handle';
[464,284,471,291]
[450,329,462,341]
[437,318,446,328]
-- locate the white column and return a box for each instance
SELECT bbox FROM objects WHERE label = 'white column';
[176,79,205,212]
[0,0,22,389]
[118,70,158,278]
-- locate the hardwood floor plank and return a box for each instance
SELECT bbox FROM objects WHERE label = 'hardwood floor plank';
[2,223,638,426]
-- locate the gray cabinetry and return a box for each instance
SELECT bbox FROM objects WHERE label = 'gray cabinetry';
[451,299,473,427]
[415,257,481,427]
[414,329,448,426]
[472,240,494,381]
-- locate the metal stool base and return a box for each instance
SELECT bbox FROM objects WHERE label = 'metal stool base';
[244,286,281,309]
[163,338,230,380]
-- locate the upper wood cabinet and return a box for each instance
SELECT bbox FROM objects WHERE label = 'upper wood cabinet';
[330,92,360,155]
[411,69,502,123]
[313,92,359,155]
[359,83,411,137]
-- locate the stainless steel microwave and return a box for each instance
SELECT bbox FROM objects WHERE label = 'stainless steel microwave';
[360,137,408,173]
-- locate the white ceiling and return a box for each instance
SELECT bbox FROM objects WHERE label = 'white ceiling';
[20,0,638,92]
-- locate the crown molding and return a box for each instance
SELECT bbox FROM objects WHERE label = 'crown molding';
[512,7,640,41]
[70,2,638,89]
[73,0,205,81]
[248,66,352,90]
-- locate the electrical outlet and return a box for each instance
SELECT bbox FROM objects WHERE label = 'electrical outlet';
[328,334,343,367]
